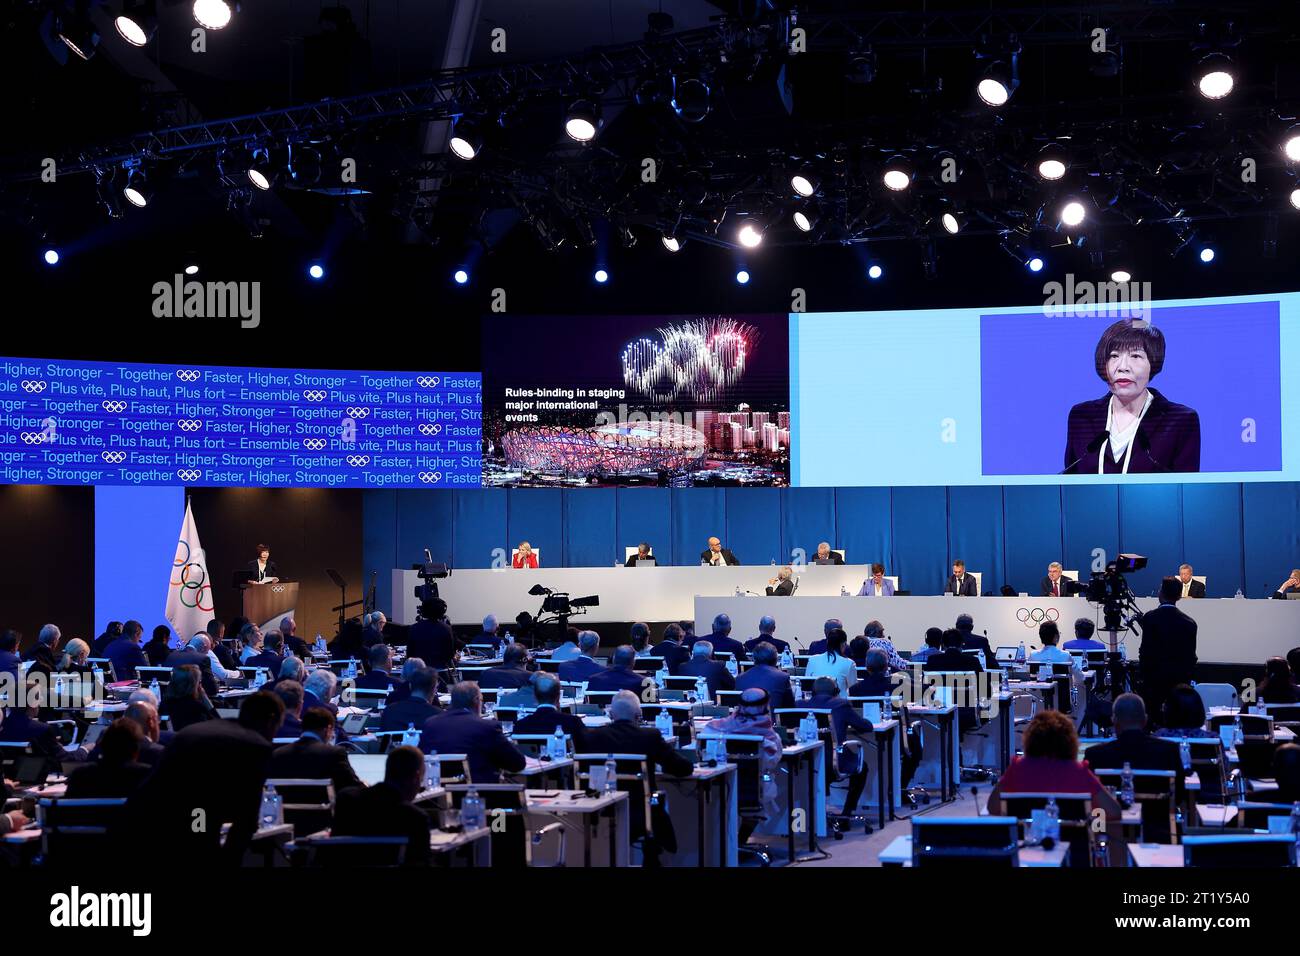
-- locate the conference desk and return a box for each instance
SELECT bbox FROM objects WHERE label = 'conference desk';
[695,595,1300,665]
[524,789,629,867]
[879,834,1069,867]
[659,763,739,867]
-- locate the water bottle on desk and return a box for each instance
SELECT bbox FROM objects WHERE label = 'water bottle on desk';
[778,647,793,670]
[734,586,743,597]
[548,727,567,761]
[694,676,710,703]
[655,664,670,689]
[882,696,893,721]
[724,656,738,677]
[462,787,484,829]
[655,708,673,741]
[798,712,817,744]
[840,586,849,597]
[1044,796,1060,843]
[402,723,420,749]
[1235,588,1244,599]
[1179,737,1191,772]
[603,758,618,793]
[1017,642,1025,663]
[1120,762,1134,808]
[1254,696,1268,717]
[343,658,357,681]
[424,751,440,789]
[259,784,282,828]
[314,633,326,654]
[149,677,161,701]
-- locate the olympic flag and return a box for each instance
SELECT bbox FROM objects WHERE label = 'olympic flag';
[166,500,214,642]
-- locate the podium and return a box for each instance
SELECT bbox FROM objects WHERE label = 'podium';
[240,581,299,631]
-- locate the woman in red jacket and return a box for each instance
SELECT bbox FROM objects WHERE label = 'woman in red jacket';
[512,541,538,569]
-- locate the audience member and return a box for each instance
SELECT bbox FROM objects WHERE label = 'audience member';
[66,719,152,798]
[1258,656,1299,704]
[268,706,363,792]
[479,643,533,689]
[911,627,944,664]
[586,644,652,695]
[990,711,1120,819]
[558,631,603,682]
[272,680,306,738]
[355,644,399,691]
[736,641,794,710]
[381,666,442,733]
[806,618,843,656]
[1154,684,1214,738]
[406,600,456,670]
[743,616,790,655]
[1063,617,1106,652]
[158,664,216,732]
[804,628,856,694]
[652,623,689,673]
[955,614,995,668]
[706,613,747,660]
[677,640,736,699]
[417,682,525,783]
[332,745,432,866]
[143,625,173,667]
[512,672,587,743]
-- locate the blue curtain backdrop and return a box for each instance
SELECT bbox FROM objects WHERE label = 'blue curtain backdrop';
[363,482,1300,614]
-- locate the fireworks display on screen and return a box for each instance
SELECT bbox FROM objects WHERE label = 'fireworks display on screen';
[620,316,756,402]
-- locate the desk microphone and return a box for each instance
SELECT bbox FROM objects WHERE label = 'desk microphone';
[424,548,433,563]
[1060,431,1109,475]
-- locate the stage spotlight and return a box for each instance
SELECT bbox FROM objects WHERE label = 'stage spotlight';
[1059,199,1086,228]
[976,58,1018,107]
[593,268,609,283]
[1111,269,1132,283]
[1198,246,1216,263]
[287,143,322,187]
[790,169,817,198]
[246,146,274,190]
[737,222,764,248]
[449,116,483,160]
[564,99,602,143]
[193,0,234,30]
[308,263,325,280]
[1027,256,1045,273]
[1290,188,1300,210]
[735,269,750,284]
[671,76,711,123]
[1284,126,1300,163]
[184,263,199,276]
[1194,53,1234,99]
[1036,144,1068,181]
[55,7,100,60]
[115,1,157,46]
[792,208,818,232]
[122,167,151,208]
[867,263,883,280]
[661,234,683,252]
[43,249,60,266]
[882,156,912,192]
[453,269,469,285]
[940,210,963,235]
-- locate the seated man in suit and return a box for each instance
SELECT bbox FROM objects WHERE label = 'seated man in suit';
[806,618,843,656]
[470,614,505,653]
[911,627,944,664]
[743,616,790,656]
[857,564,895,596]
[272,680,307,738]
[946,560,977,596]
[765,566,796,596]
[158,664,217,733]
[512,672,587,744]
[1273,569,1300,600]
[164,634,220,699]
[381,665,442,733]
[383,657,420,703]
[332,745,433,866]
[105,620,148,682]
[849,650,897,698]
[812,542,844,565]
[303,669,339,719]
[955,614,995,668]
[922,628,984,674]
[119,699,166,768]
[1040,562,1074,598]
[269,706,364,793]
[1086,693,1183,783]
[66,718,153,798]
[244,629,286,680]
[418,681,525,784]
[549,628,582,663]
[1176,564,1206,599]
[804,677,877,817]
[625,542,655,566]
[706,613,748,661]
[586,644,654,697]
[479,643,533,689]
[278,616,309,659]
[405,599,457,671]
[677,641,736,700]
[143,625,173,668]
[652,623,690,673]
[700,536,740,566]
[557,631,603,683]
[1063,617,1107,651]
[735,641,794,710]
[0,679,94,771]
[355,644,399,691]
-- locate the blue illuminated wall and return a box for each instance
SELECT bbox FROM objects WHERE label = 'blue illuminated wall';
[94,486,185,638]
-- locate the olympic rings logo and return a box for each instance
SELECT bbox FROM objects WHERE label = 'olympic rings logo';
[175,369,201,382]
[20,380,46,392]
[101,451,127,463]
[302,438,327,450]
[346,455,370,467]
[418,471,443,483]
[1015,607,1060,628]
[171,545,213,611]
[19,432,45,444]
[102,400,127,413]
[271,585,285,593]
[415,376,440,388]
[303,390,327,402]
[345,407,370,418]
[418,423,441,435]
[177,419,203,431]
[176,468,202,482]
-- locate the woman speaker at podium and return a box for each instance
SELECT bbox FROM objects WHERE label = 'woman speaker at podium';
[248,544,279,584]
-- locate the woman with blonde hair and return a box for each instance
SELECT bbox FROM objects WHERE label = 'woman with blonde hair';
[58,638,93,675]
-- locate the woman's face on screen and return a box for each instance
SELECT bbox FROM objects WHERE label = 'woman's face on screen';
[1106,346,1150,400]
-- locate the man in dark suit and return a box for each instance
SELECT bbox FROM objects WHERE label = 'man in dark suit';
[946,560,978,596]
[355,644,399,691]
[272,680,306,738]
[677,641,735,699]
[66,719,153,798]
[625,542,655,567]
[806,618,843,656]
[1175,565,1206,599]
[417,682,525,783]
[586,644,655,696]
[127,691,284,865]
[245,629,287,679]
[278,617,309,659]
[735,642,794,710]
[922,629,985,674]
[1040,562,1075,598]
[512,673,587,744]
[849,650,899,698]
[120,699,166,768]
[0,683,92,772]
[765,567,796,596]
[332,745,432,865]
[268,706,363,793]
[93,621,123,658]
[1138,577,1198,720]
[105,620,148,682]
[700,536,740,566]
[705,614,748,660]
[812,542,844,565]
[143,625,173,668]
[743,617,791,655]
[1085,693,1184,841]
[0,629,22,686]
[652,623,689,674]
[164,635,220,699]
[478,643,533,689]
[558,631,603,683]
[406,600,457,671]
[955,614,996,669]
[380,666,442,733]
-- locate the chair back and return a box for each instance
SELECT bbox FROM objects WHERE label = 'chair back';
[306,835,407,867]
[573,753,655,837]
[997,791,1094,865]
[444,783,529,865]
[1193,683,1238,710]
[511,734,570,758]
[912,817,1019,868]
[1183,738,1229,801]
[714,734,766,817]
[264,778,335,836]
[1183,834,1295,867]
[37,797,128,862]
[1093,768,1177,843]
[1235,801,1294,830]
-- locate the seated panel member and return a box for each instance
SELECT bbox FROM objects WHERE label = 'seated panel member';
[700,536,740,567]
[1040,562,1074,598]
[812,542,844,565]
[743,616,790,656]
[946,560,977,596]
[1176,564,1205,599]
[857,563,894,596]
[735,641,795,710]
[625,542,655,567]
[1273,569,1300,599]
[512,541,538,569]
[765,566,795,596]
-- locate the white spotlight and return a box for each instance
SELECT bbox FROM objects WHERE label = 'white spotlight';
[1290,188,1300,210]
[661,235,682,252]
[1110,270,1132,283]
[1060,200,1086,227]
[193,0,233,31]
[941,212,960,234]
[737,223,764,248]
